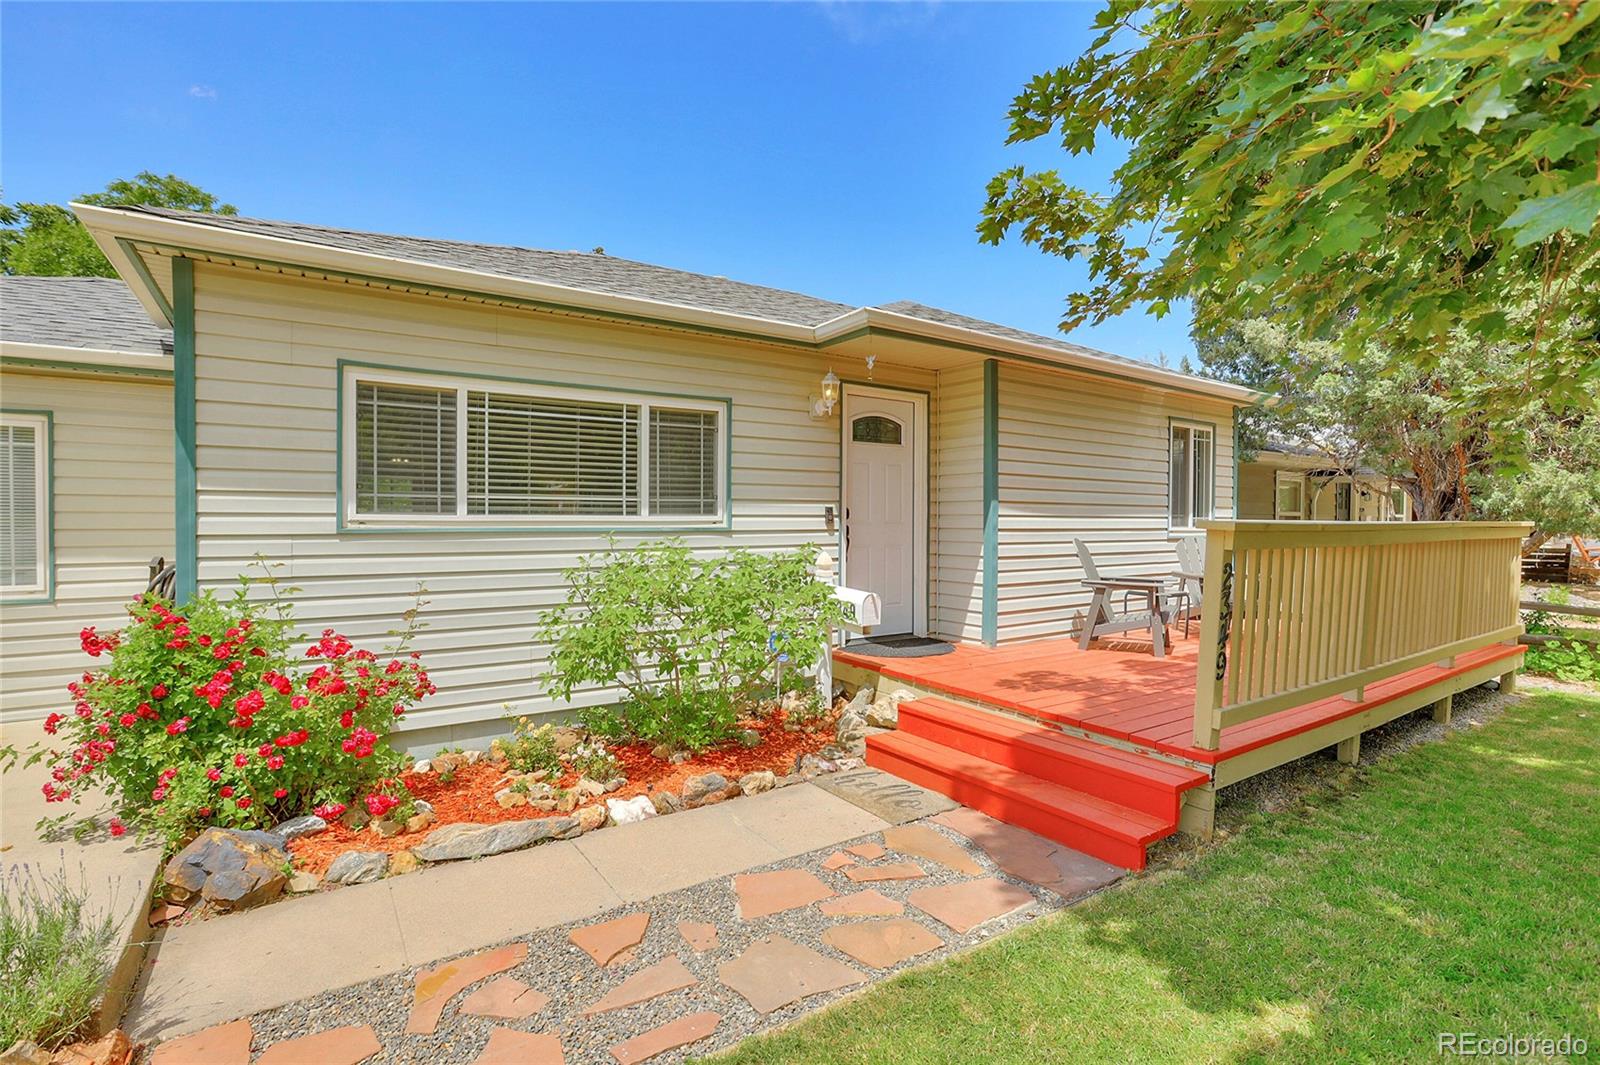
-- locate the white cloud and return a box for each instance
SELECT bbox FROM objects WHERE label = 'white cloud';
[815,1,942,45]
[188,85,218,100]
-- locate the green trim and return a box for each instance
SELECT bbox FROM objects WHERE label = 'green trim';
[172,258,198,604]
[0,408,56,604]
[335,358,734,535]
[0,355,173,380]
[981,359,999,647]
[1232,415,1242,517]
[1167,415,1220,535]
[116,238,175,324]
[838,379,933,637]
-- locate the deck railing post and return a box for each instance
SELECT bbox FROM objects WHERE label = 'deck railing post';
[1192,525,1234,750]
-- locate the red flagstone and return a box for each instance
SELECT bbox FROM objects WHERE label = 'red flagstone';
[817,888,905,918]
[821,851,855,871]
[581,956,698,1016]
[609,1011,721,1064]
[677,920,719,952]
[569,912,650,967]
[909,876,1036,934]
[822,918,944,969]
[149,1018,251,1065]
[255,1025,381,1065]
[933,807,1125,899]
[883,824,983,876]
[718,934,866,1013]
[842,861,926,883]
[460,975,550,1020]
[147,903,185,926]
[472,1029,565,1065]
[733,868,835,919]
[406,943,528,1035]
[845,842,886,860]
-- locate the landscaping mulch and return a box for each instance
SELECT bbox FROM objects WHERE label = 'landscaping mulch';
[288,714,838,876]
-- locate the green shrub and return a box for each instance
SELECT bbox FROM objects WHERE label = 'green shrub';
[540,540,849,752]
[0,865,120,1049]
[1521,607,1600,683]
[496,716,563,777]
[568,737,622,782]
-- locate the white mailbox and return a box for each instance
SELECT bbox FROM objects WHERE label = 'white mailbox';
[832,585,883,629]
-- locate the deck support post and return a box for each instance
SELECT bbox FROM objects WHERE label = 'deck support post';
[1335,733,1361,764]
[1431,693,1453,723]
[1498,668,1518,694]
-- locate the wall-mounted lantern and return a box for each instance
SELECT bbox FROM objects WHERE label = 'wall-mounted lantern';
[811,368,840,418]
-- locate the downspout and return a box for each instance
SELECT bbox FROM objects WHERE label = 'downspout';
[172,258,198,604]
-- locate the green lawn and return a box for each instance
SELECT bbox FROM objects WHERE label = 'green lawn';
[713,691,1600,1064]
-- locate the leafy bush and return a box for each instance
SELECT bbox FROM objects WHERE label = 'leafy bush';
[495,716,563,777]
[541,540,848,752]
[0,865,119,1049]
[6,576,436,846]
[568,737,621,782]
[1521,607,1600,684]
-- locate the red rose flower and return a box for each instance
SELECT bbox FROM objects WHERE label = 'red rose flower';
[109,818,126,837]
[219,786,234,798]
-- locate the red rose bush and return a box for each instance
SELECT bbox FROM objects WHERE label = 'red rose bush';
[23,584,435,846]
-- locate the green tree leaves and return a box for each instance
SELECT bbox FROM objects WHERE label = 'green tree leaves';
[981,0,1600,421]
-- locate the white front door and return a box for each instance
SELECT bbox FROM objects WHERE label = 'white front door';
[843,389,920,635]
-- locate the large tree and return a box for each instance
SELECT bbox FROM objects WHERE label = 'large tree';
[980,1,1600,420]
[0,172,236,277]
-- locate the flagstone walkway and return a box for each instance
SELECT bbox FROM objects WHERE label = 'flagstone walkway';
[142,804,1124,1064]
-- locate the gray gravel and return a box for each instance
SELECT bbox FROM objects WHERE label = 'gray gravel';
[241,819,1067,1064]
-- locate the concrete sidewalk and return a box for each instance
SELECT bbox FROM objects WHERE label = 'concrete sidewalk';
[124,781,888,1041]
[0,718,164,1034]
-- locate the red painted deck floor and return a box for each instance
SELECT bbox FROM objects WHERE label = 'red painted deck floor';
[837,633,1524,767]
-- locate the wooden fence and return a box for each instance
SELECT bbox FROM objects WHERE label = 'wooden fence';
[1192,521,1530,750]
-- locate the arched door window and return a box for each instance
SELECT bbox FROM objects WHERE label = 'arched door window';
[851,415,903,445]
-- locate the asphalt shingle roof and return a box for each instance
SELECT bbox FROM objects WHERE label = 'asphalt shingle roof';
[0,275,171,354]
[872,299,1151,372]
[122,206,858,328]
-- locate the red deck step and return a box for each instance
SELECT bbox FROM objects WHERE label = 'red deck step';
[866,728,1171,870]
[896,697,1208,823]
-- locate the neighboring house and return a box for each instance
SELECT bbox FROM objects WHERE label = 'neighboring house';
[0,204,1258,746]
[0,276,176,719]
[1237,440,1412,522]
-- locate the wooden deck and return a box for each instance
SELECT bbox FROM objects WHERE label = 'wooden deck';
[836,633,1524,771]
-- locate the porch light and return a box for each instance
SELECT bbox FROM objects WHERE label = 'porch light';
[812,369,841,418]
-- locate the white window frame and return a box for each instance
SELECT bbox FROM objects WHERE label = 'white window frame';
[1387,486,1410,522]
[1,411,51,600]
[340,366,727,528]
[1167,419,1216,534]
[1273,471,1306,520]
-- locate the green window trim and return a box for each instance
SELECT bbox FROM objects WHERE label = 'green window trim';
[982,359,999,647]
[173,258,198,603]
[0,407,55,605]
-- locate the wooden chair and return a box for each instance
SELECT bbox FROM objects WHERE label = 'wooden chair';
[1073,539,1189,655]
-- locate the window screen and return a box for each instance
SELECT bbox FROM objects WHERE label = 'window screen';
[0,418,45,592]
[354,382,457,514]
[1169,423,1214,529]
[467,391,640,516]
[649,407,718,516]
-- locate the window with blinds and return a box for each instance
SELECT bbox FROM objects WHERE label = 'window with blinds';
[354,382,457,513]
[1168,422,1215,531]
[345,371,724,524]
[1,414,49,596]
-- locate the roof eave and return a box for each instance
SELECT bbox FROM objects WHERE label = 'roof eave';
[0,340,174,378]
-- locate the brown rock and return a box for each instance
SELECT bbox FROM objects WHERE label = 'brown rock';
[460,976,550,1020]
[609,1011,720,1064]
[576,805,608,832]
[405,812,435,834]
[148,903,184,926]
[732,869,835,920]
[387,851,421,876]
[431,752,468,775]
[569,912,649,967]
[254,1026,381,1065]
[842,862,926,883]
[370,818,404,838]
[820,851,854,872]
[677,921,719,952]
[908,876,1036,934]
[288,872,321,893]
[162,828,288,910]
[822,918,943,969]
[883,824,983,876]
[406,943,528,1035]
[4,1041,50,1065]
[581,956,697,1016]
[552,726,583,752]
[556,789,579,814]
[650,792,680,815]
[149,1019,252,1065]
[817,889,904,918]
[680,772,728,805]
[472,1029,564,1065]
[495,789,528,809]
[845,842,886,860]
[717,935,865,1013]
[49,1030,131,1065]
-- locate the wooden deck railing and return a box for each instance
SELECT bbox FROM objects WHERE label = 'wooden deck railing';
[1192,521,1531,750]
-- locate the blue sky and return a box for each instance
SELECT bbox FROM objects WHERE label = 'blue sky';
[1,2,1194,363]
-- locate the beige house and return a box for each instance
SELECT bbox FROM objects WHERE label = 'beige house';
[0,205,1258,745]
[1238,441,1412,523]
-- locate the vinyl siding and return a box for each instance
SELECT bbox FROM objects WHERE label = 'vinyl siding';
[0,370,174,721]
[995,363,1236,644]
[930,363,985,642]
[185,261,935,735]
[1238,460,1276,519]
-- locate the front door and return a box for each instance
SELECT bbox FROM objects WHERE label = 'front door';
[843,389,919,635]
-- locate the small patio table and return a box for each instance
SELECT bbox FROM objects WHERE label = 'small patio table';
[1078,575,1185,658]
